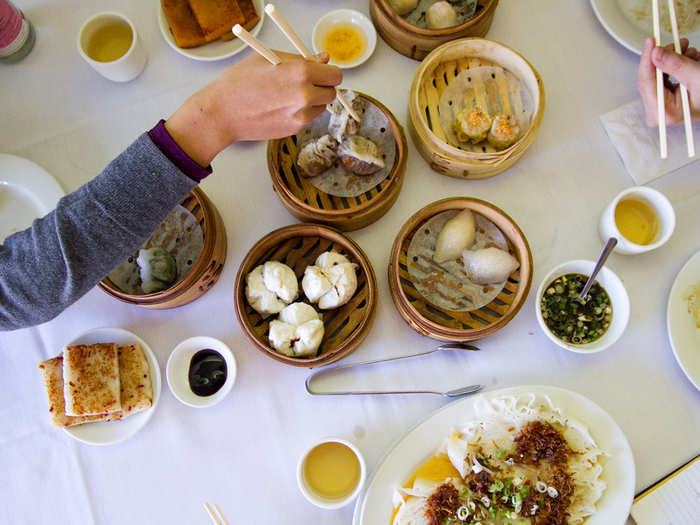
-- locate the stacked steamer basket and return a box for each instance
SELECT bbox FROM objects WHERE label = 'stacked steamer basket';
[409,38,545,179]
[234,224,378,367]
[370,0,499,60]
[267,92,407,232]
[388,198,532,342]
[99,187,227,309]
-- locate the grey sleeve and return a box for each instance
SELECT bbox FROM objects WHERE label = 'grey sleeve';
[0,133,197,331]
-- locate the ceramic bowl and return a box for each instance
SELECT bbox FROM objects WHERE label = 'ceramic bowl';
[535,260,630,354]
[312,9,377,68]
[166,336,236,408]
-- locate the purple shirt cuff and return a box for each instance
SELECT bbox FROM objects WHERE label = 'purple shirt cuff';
[147,120,212,183]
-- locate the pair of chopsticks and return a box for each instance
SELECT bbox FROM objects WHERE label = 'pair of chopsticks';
[232,4,360,122]
[652,0,695,158]
[203,502,229,525]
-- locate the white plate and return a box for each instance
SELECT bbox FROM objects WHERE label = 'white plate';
[0,154,64,242]
[312,9,377,69]
[64,327,162,446]
[667,249,700,391]
[158,0,265,62]
[590,0,700,54]
[353,385,635,525]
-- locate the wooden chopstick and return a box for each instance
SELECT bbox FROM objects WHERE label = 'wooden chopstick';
[203,502,221,525]
[264,3,361,123]
[651,0,668,158]
[213,504,229,525]
[232,24,281,64]
[667,0,695,157]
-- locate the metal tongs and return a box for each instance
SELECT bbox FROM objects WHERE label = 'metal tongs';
[305,343,483,397]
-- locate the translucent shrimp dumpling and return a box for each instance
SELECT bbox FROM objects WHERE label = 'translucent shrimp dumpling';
[426,1,458,29]
[337,136,385,176]
[487,114,521,149]
[462,247,520,284]
[137,247,177,294]
[297,134,338,178]
[433,210,476,263]
[455,107,492,144]
[387,0,418,15]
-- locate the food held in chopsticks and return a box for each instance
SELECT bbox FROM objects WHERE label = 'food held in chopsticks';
[108,205,203,295]
[540,274,612,345]
[39,343,153,427]
[439,66,534,152]
[683,281,700,328]
[302,251,359,309]
[161,0,259,49]
[433,209,476,263]
[295,90,395,197]
[408,209,520,312]
[392,0,478,29]
[268,302,325,357]
[392,393,607,525]
[245,261,299,315]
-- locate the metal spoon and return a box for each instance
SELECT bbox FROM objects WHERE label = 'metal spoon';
[578,238,617,301]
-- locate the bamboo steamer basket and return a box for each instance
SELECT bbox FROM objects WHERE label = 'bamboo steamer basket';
[409,38,545,179]
[267,92,407,232]
[370,0,499,60]
[388,197,532,342]
[234,224,377,368]
[99,187,227,309]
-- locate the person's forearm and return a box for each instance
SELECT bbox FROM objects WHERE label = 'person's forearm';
[0,134,196,331]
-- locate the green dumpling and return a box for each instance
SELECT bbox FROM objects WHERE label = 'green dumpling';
[137,247,177,294]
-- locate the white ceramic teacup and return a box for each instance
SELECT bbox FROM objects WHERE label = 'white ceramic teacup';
[77,12,147,82]
[599,186,675,255]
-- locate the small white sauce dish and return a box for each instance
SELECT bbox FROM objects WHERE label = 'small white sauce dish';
[599,186,675,255]
[312,9,377,69]
[297,437,367,510]
[535,260,630,354]
[166,336,236,408]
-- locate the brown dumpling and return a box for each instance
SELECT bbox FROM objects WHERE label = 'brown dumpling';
[296,134,338,177]
[337,136,385,176]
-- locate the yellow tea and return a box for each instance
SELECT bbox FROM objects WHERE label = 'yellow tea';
[322,22,366,64]
[303,442,360,499]
[614,198,658,245]
[85,20,132,62]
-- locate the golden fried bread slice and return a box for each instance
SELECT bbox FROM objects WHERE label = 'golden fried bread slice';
[107,344,153,420]
[189,0,245,42]
[162,0,207,48]
[38,357,107,427]
[63,343,121,416]
[220,0,259,41]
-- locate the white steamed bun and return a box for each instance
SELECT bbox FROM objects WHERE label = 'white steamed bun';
[245,261,299,315]
[268,303,324,357]
[302,251,358,310]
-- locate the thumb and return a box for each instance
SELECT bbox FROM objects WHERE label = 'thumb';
[651,46,700,85]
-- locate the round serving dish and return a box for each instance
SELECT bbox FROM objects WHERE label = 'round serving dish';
[388,197,532,342]
[535,260,630,354]
[234,224,377,367]
[312,9,377,69]
[268,92,407,232]
[370,0,499,61]
[408,38,545,179]
[99,187,227,309]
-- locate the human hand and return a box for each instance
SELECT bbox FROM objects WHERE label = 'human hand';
[165,51,342,165]
[637,36,700,127]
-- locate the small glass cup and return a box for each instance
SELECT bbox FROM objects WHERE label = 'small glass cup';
[599,186,675,255]
[77,12,146,82]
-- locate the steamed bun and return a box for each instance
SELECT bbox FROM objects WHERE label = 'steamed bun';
[388,0,418,15]
[245,261,299,315]
[302,251,358,310]
[462,247,520,284]
[268,303,324,357]
[433,210,476,263]
[426,1,457,29]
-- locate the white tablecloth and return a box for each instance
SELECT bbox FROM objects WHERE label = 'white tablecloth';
[2,1,699,524]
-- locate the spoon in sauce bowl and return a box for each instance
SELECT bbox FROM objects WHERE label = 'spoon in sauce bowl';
[578,238,618,302]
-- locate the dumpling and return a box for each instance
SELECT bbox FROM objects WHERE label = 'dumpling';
[268,303,324,357]
[454,107,492,143]
[302,251,358,309]
[387,0,418,15]
[136,247,177,294]
[296,134,337,177]
[328,90,365,142]
[433,210,476,263]
[487,114,520,149]
[337,136,385,176]
[462,247,520,284]
[426,1,457,29]
[245,261,299,315]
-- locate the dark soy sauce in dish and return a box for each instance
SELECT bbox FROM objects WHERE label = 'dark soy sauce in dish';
[188,349,227,396]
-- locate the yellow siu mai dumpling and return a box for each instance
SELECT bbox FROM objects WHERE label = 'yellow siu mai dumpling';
[454,107,492,144]
[487,114,520,149]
